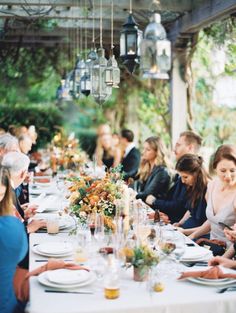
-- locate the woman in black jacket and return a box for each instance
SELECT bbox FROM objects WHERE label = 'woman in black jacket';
[136,136,171,202]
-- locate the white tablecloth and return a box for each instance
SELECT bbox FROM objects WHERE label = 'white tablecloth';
[27,233,236,313]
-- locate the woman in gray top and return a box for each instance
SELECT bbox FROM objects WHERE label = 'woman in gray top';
[184,144,236,249]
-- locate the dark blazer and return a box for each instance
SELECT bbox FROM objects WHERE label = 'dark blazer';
[121,147,140,180]
[152,175,188,223]
[136,165,170,202]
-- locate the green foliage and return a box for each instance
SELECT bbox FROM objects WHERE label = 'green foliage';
[0,103,63,148]
[191,21,236,148]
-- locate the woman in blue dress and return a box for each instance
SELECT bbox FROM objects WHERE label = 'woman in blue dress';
[0,166,28,313]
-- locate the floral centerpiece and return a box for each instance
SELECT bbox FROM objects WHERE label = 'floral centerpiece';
[50,129,88,172]
[123,244,159,281]
[68,170,124,232]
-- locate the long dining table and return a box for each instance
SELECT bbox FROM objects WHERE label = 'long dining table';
[27,227,236,313]
[26,180,236,313]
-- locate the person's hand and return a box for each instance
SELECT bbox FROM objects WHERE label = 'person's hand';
[27,219,46,233]
[145,195,156,206]
[224,224,236,242]
[159,211,170,224]
[208,256,236,269]
[22,203,38,220]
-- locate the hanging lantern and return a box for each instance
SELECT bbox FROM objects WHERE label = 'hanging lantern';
[140,13,171,79]
[80,71,91,97]
[120,13,143,74]
[91,47,112,104]
[73,57,86,98]
[59,71,73,101]
[105,55,120,88]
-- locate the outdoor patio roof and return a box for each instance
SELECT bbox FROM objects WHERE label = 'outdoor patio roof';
[0,0,236,51]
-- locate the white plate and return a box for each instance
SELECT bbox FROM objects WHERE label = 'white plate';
[47,269,90,285]
[32,245,73,258]
[38,271,96,289]
[37,242,73,255]
[187,277,236,286]
[181,247,212,261]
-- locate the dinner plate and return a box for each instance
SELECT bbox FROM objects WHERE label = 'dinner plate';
[38,271,96,289]
[32,245,73,258]
[47,269,90,285]
[181,247,212,261]
[187,277,236,286]
[37,242,73,255]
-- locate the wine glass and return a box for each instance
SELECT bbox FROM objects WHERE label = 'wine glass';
[94,213,105,246]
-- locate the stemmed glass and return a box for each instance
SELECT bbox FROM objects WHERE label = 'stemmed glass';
[94,213,105,247]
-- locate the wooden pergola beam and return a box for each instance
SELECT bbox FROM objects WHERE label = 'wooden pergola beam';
[169,0,236,43]
[0,0,196,12]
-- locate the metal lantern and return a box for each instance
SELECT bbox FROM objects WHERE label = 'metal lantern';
[120,13,143,74]
[91,47,112,104]
[73,57,86,98]
[80,71,91,97]
[140,13,171,79]
[60,71,73,101]
[81,49,98,97]
[105,55,120,88]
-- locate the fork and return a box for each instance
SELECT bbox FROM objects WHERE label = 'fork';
[216,286,236,293]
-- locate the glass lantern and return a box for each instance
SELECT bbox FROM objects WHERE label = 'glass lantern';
[73,58,86,98]
[120,13,143,74]
[80,71,91,97]
[105,55,120,88]
[91,47,112,104]
[140,13,171,79]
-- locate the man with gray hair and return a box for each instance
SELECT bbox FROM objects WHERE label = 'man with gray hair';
[0,133,20,159]
[1,151,45,231]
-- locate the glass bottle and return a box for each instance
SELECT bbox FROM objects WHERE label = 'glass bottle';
[104,255,120,299]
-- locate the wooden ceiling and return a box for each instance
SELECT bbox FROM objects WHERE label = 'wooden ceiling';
[0,0,236,51]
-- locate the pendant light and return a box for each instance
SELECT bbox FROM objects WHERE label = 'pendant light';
[105,0,120,88]
[82,0,98,96]
[91,0,112,104]
[140,12,171,79]
[120,0,143,74]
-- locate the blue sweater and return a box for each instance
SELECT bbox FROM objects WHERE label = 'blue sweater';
[0,216,28,313]
[152,176,188,223]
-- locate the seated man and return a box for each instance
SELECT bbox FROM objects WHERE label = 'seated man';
[120,129,140,181]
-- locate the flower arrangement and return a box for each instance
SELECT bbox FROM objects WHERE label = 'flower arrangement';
[123,244,159,281]
[68,172,123,232]
[50,130,88,172]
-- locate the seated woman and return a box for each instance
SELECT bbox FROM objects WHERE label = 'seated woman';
[95,133,122,170]
[183,145,236,255]
[0,166,28,313]
[174,154,209,229]
[209,223,236,267]
[135,136,171,202]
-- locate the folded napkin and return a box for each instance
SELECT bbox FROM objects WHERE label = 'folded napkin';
[14,259,89,302]
[178,265,236,280]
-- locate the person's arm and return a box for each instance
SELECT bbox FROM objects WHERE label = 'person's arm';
[113,148,122,168]
[208,256,236,268]
[173,211,190,227]
[222,244,236,258]
[136,168,170,201]
[185,220,211,238]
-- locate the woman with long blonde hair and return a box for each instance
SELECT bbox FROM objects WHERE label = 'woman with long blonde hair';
[0,165,28,313]
[136,136,171,201]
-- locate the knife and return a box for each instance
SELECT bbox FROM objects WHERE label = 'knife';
[44,289,93,294]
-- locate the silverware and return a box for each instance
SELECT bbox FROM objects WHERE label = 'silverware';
[181,261,208,267]
[217,286,236,293]
[35,259,73,262]
[44,289,93,294]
